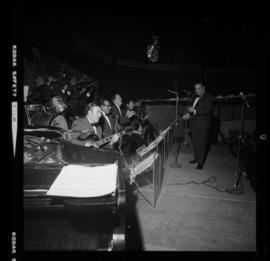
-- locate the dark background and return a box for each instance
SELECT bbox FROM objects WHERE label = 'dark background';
[23,14,264,99]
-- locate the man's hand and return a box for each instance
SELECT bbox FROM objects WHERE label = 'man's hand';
[85,141,99,148]
[186,106,195,113]
[126,110,136,118]
[182,113,190,120]
[85,141,92,147]
[109,134,120,145]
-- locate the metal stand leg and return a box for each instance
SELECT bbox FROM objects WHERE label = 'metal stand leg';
[170,135,182,168]
[132,180,153,206]
[226,100,246,195]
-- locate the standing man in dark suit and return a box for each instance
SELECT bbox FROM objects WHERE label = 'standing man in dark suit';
[182,83,212,169]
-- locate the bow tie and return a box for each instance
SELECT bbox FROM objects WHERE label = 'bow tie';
[91,123,99,127]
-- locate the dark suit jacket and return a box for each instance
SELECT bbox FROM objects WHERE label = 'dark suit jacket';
[190,93,212,130]
[99,113,115,138]
[111,104,128,126]
[70,116,102,146]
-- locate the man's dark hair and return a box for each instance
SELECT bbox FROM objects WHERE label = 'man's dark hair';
[83,102,98,116]
[126,98,135,105]
[97,97,110,107]
[194,79,206,87]
[112,93,121,102]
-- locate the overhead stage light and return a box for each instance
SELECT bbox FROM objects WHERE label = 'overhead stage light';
[146,34,160,62]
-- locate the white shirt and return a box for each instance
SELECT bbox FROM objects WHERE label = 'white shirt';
[192,97,200,108]
[87,117,97,135]
[101,111,112,129]
[192,96,201,115]
[115,104,122,117]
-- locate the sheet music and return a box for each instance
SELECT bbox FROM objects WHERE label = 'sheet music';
[130,152,158,179]
[46,163,118,197]
[137,134,164,157]
[159,126,171,136]
[138,126,171,157]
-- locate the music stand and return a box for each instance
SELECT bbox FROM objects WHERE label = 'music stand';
[226,94,249,195]
[129,152,160,207]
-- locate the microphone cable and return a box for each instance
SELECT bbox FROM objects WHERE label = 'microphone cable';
[166,176,230,193]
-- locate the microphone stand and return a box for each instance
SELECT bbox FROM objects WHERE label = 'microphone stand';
[227,94,248,195]
[168,89,182,168]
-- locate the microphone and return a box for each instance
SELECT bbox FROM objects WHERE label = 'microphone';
[239,92,250,108]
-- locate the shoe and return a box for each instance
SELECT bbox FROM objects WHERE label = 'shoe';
[189,160,197,164]
[196,163,203,170]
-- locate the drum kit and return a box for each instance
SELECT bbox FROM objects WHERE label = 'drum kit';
[24,104,47,125]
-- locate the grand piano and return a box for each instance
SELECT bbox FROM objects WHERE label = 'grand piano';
[24,126,126,251]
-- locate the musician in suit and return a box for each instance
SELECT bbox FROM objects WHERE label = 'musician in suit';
[182,83,212,169]
[99,98,117,137]
[71,103,119,147]
[123,99,139,130]
[121,98,145,164]
[111,93,128,129]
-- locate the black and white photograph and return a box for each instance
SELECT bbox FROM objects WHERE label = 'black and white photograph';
[10,7,268,258]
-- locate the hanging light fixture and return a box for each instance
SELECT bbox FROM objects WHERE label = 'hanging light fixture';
[146,34,160,62]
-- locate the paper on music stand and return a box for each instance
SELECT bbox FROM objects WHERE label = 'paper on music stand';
[24,86,29,102]
[46,163,118,198]
[138,135,164,157]
[160,126,171,136]
[130,152,158,180]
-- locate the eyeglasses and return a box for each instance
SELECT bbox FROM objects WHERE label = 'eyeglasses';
[103,104,111,107]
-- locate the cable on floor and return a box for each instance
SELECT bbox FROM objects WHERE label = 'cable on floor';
[166,176,230,193]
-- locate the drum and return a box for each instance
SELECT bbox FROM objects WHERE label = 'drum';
[30,111,56,127]
[25,104,46,125]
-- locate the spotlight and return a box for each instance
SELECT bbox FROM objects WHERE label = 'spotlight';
[146,34,160,62]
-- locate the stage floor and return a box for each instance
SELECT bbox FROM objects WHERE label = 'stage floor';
[133,144,256,251]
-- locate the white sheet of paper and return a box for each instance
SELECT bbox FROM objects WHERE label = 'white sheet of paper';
[138,135,164,157]
[46,163,118,198]
[159,126,171,136]
[130,152,158,179]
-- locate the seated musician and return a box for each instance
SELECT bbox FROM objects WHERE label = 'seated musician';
[121,98,145,164]
[30,95,68,130]
[98,98,117,137]
[71,103,119,147]
[98,98,119,149]
[48,96,69,130]
[124,99,138,130]
[111,93,128,130]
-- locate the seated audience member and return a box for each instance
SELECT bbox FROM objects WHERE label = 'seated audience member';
[28,75,46,104]
[45,76,59,97]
